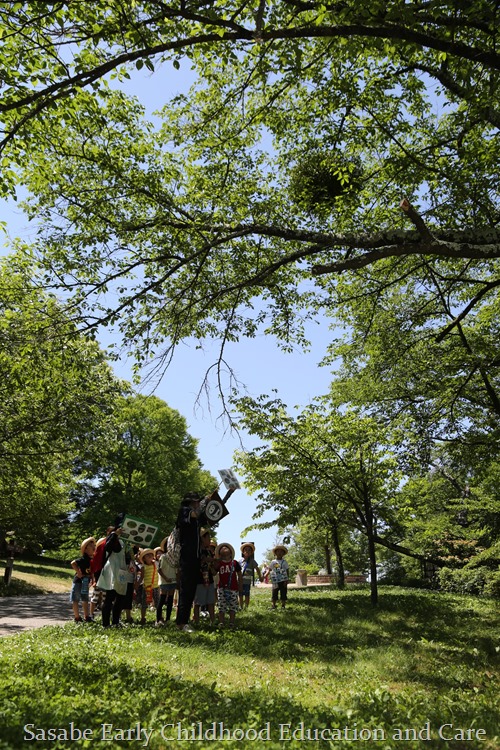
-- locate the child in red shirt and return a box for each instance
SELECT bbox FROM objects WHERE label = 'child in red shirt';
[214,543,242,629]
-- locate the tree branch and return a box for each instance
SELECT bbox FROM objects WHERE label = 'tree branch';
[436,278,500,342]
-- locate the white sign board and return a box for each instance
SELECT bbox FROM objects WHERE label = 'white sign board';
[120,515,159,546]
[218,468,241,490]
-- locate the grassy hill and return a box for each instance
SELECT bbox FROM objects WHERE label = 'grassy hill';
[0,556,73,596]
[0,586,498,749]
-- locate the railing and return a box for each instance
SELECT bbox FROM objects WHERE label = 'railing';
[295,571,368,586]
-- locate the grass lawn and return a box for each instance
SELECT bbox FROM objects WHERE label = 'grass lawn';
[0,557,73,595]
[0,586,498,749]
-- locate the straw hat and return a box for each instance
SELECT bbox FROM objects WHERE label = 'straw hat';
[139,548,155,563]
[240,542,255,554]
[215,542,235,559]
[209,540,216,549]
[80,537,96,556]
[273,545,288,555]
[160,537,168,552]
[154,547,163,554]
[200,527,211,538]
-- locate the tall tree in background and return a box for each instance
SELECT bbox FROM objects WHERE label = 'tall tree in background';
[0,259,122,548]
[70,394,216,546]
[234,395,402,604]
[0,2,497,389]
[1,3,499,564]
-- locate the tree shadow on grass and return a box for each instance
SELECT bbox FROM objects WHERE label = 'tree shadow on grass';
[199,587,499,691]
[2,639,497,750]
[1,588,497,749]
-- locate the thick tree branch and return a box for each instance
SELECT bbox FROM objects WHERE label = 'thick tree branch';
[2,10,499,160]
[372,532,445,567]
[311,203,500,275]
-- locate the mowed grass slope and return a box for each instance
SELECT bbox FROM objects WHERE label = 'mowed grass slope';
[0,587,498,750]
[0,557,73,595]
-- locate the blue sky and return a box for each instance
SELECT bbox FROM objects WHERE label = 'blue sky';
[0,61,338,562]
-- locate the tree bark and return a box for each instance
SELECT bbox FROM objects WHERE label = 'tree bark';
[330,521,345,589]
[363,497,378,606]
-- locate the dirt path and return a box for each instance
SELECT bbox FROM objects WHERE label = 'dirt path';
[0,582,327,637]
[0,592,73,637]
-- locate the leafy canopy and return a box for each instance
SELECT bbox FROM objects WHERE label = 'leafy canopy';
[0,257,122,546]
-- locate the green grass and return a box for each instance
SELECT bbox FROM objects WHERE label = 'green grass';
[0,557,73,595]
[0,587,498,749]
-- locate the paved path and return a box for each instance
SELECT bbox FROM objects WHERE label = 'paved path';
[0,582,328,638]
[0,593,72,637]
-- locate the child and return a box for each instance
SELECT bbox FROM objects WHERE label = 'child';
[137,548,159,625]
[121,546,139,624]
[269,545,289,609]
[156,537,178,627]
[153,546,163,610]
[70,537,96,622]
[209,539,219,588]
[238,542,263,609]
[214,543,242,628]
[89,525,114,618]
[193,528,216,626]
[261,563,270,584]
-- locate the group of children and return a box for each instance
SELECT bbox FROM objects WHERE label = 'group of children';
[71,531,290,627]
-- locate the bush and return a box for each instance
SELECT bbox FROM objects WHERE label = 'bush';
[438,565,499,598]
[466,541,500,570]
[483,570,500,599]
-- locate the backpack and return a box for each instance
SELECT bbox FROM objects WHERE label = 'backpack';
[164,527,181,568]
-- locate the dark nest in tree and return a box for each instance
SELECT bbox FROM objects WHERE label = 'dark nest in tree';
[288,150,363,214]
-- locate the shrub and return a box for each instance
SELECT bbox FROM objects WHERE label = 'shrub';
[483,570,500,599]
[466,541,500,570]
[438,565,499,597]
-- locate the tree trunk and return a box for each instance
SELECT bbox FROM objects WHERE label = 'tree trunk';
[367,528,378,606]
[364,500,378,606]
[330,522,345,589]
[324,541,332,574]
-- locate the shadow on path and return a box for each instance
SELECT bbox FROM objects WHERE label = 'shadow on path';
[0,593,72,637]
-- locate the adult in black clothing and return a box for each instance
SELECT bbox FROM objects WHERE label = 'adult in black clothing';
[175,491,207,632]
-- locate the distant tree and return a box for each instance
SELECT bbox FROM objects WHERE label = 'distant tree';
[69,394,217,546]
[395,449,500,569]
[278,522,369,581]
[234,395,402,604]
[0,259,122,548]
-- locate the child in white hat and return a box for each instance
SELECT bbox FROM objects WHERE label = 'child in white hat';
[269,545,289,609]
[238,542,263,609]
[214,543,242,628]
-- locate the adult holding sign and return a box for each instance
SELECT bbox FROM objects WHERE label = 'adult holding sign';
[175,491,207,633]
